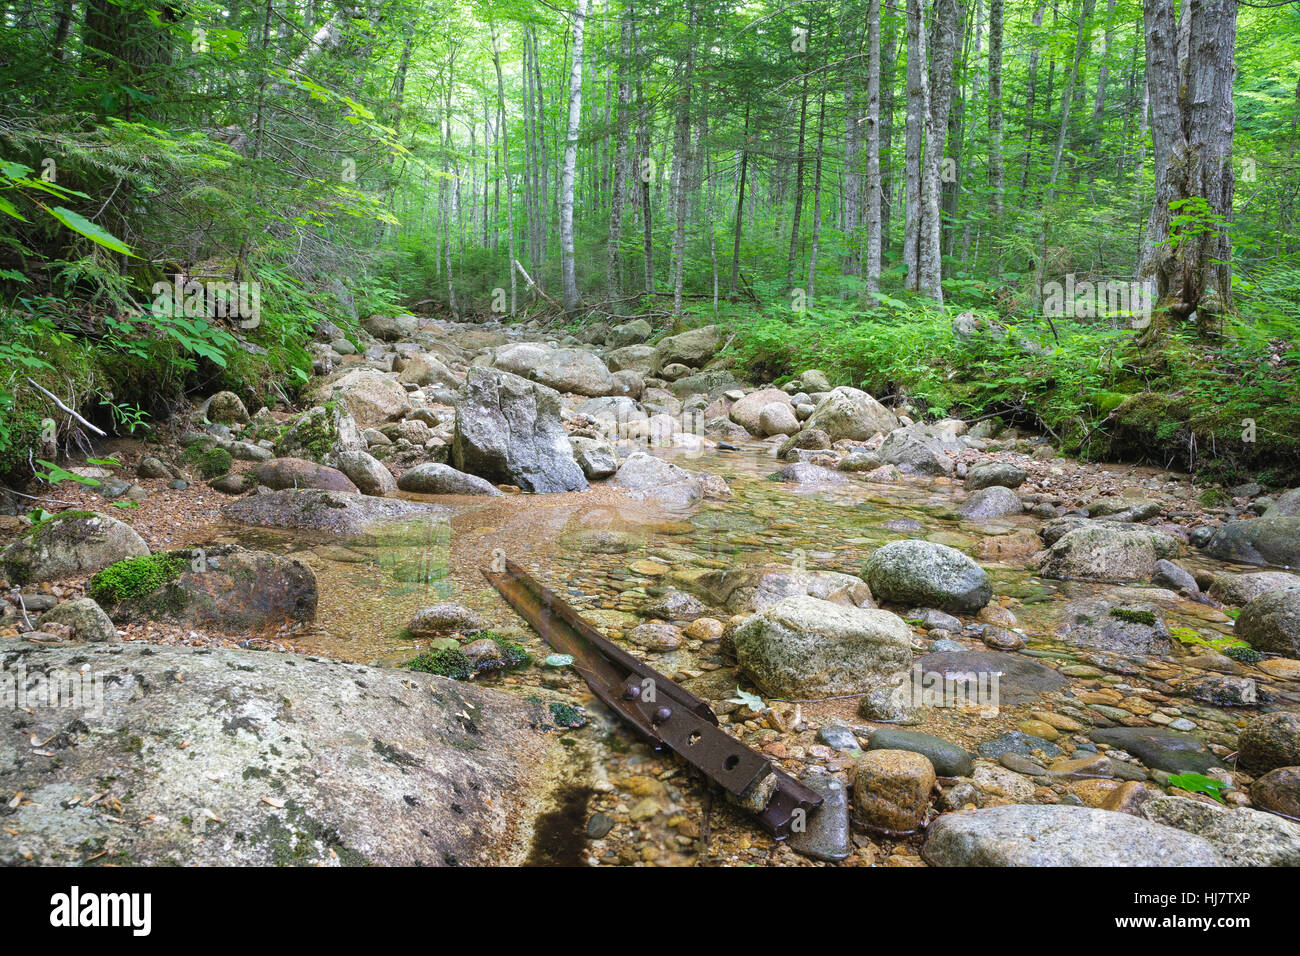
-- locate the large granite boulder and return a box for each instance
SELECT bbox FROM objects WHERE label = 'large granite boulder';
[0,640,556,865]
[730,595,913,697]
[453,367,587,493]
[1,511,149,585]
[803,387,899,442]
[863,540,992,614]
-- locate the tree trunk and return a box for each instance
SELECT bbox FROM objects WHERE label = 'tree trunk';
[730,103,750,300]
[904,0,928,290]
[808,91,827,302]
[786,74,810,290]
[490,22,516,315]
[880,2,899,252]
[670,1,697,320]
[988,0,1005,221]
[919,0,963,302]
[560,0,589,314]
[607,9,632,299]
[1138,0,1238,325]
[865,0,883,291]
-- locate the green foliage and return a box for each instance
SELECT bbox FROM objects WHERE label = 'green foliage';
[88,553,187,606]
[1167,773,1230,804]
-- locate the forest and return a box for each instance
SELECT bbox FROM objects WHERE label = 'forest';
[1,0,1297,481]
[2,0,1300,878]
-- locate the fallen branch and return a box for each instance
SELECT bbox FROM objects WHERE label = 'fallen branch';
[25,378,106,437]
[512,260,562,309]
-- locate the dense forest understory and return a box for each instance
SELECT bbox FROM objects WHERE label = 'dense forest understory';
[4,0,1300,876]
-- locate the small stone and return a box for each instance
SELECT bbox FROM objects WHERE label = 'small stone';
[852,750,936,832]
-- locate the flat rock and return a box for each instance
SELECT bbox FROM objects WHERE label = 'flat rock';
[922,804,1222,866]
[0,640,557,866]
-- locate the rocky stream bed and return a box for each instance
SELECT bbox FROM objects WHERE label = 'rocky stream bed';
[3,313,1300,867]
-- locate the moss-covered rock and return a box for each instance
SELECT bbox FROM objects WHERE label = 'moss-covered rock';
[0,511,149,585]
[90,545,317,628]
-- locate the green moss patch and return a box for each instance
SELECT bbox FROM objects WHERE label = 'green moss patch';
[88,553,187,605]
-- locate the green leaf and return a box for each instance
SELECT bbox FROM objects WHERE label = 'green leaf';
[47,206,134,256]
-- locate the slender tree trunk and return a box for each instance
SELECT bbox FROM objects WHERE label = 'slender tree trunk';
[730,103,750,300]
[808,91,826,302]
[670,1,697,320]
[490,22,516,315]
[904,0,928,290]
[843,26,862,279]
[865,0,883,291]
[988,0,1005,221]
[560,0,589,314]
[607,9,632,299]
[786,74,810,290]
[1020,1,1047,193]
[880,1,899,252]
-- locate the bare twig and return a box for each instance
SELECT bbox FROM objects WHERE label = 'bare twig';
[25,379,106,437]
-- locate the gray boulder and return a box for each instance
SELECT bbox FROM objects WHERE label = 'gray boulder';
[312,368,411,428]
[607,318,652,349]
[728,388,792,435]
[965,461,1028,490]
[803,387,899,441]
[1142,796,1300,866]
[90,545,317,629]
[1053,599,1172,656]
[0,640,556,866]
[878,427,955,476]
[651,325,722,373]
[335,450,397,496]
[1236,586,1300,656]
[35,597,117,642]
[863,540,992,614]
[453,367,587,493]
[569,436,618,479]
[730,595,912,698]
[398,462,502,496]
[275,403,366,464]
[1201,516,1300,567]
[1,511,149,585]
[610,452,702,508]
[1038,524,1161,582]
[223,489,447,535]
[958,485,1022,519]
[922,804,1222,866]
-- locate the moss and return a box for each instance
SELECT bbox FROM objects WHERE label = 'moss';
[24,509,99,542]
[1224,646,1262,664]
[182,445,232,479]
[405,647,473,680]
[88,553,187,605]
[1109,607,1156,626]
[403,633,531,681]
[549,702,588,729]
[1198,487,1230,507]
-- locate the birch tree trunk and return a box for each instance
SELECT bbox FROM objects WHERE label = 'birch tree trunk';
[560,0,588,314]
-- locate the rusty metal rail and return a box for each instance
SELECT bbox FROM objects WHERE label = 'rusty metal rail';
[484,559,821,838]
